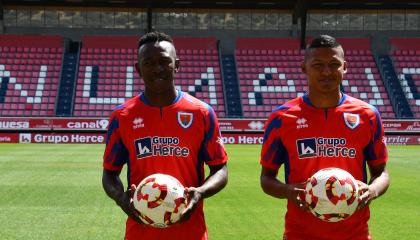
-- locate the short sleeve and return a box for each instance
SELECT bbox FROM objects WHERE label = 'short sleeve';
[363,106,388,166]
[103,111,129,171]
[198,105,228,166]
[260,112,288,170]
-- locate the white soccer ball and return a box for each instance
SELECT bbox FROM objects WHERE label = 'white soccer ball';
[133,173,187,228]
[305,168,359,222]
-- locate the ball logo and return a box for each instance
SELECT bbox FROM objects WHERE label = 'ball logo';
[325,176,357,205]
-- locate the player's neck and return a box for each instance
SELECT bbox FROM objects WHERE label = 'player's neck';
[308,91,342,109]
[144,88,178,107]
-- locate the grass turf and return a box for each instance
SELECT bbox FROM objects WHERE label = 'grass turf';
[0,144,418,239]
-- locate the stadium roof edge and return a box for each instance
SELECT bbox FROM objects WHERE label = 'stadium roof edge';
[3,0,420,9]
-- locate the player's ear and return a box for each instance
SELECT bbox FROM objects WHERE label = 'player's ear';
[174,58,180,73]
[342,61,348,74]
[135,62,142,77]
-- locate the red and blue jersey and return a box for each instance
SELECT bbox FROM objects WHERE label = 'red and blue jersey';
[103,90,228,240]
[260,93,387,240]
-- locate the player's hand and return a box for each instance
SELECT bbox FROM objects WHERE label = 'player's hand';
[286,182,309,212]
[116,184,144,224]
[179,187,203,223]
[357,181,378,210]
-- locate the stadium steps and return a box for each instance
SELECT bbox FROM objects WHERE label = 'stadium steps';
[56,41,80,116]
[377,55,413,118]
[403,74,420,99]
[221,54,242,117]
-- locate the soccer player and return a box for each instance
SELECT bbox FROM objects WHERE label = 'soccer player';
[260,35,390,239]
[102,31,228,240]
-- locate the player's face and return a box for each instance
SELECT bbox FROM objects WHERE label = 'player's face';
[135,41,179,95]
[302,47,347,95]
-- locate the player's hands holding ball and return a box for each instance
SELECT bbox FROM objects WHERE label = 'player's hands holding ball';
[286,182,309,212]
[116,184,144,224]
[356,181,378,210]
[180,187,203,222]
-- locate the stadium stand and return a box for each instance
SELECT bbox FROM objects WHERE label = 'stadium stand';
[339,38,395,119]
[390,38,420,118]
[0,35,63,116]
[74,36,141,117]
[236,38,395,118]
[236,38,306,118]
[74,36,225,117]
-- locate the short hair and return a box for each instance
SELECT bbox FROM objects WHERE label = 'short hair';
[137,31,174,50]
[305,35,343,61]
[308,35,341,49]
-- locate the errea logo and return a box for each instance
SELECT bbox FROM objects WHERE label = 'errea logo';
[296,118,308,129]
[133,117,144,129]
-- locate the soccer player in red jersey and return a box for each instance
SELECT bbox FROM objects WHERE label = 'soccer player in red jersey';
[102,32,228,240]
[260,35,390,240]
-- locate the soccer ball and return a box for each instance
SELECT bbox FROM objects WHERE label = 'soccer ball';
[133,173,187,228]
[304,168,359,222]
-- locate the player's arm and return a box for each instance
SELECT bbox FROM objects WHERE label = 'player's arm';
[198,163,228,198]
[358,106,390,209]
[260,167,308,211]
[357,163,390,209]
[102,169,142,222]
[181,163,228,222]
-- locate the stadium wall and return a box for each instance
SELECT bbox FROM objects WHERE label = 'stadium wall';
[0,117,419,145]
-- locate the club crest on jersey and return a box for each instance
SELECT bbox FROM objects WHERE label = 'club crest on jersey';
[343,113,360,130]
[177,112,193,129]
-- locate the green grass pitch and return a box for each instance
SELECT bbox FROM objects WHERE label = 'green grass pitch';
[0,144,419,239]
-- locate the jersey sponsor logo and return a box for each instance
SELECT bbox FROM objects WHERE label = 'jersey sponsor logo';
[297,138,317,158]
[177,112,193,128]
[133,117,144,129]
[135,137,152,158]
[343,113,360,130]
[134,136,190,159]
[296,118,308,129]
[297,137,356,159]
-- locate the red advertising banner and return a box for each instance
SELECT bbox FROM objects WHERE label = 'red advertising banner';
[0,132,106,144]
[222,133,420,145]
[0,133,19,143]
[0,132,419,145]
[219,119,265,132]
[0,117,419,133]
[382,120,420,132]
[0,118,109,130]
[50,118,109,130]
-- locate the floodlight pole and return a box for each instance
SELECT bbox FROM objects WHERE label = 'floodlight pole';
[294,0,307,49]
[0,0,3,34]
[147,5,153,33]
